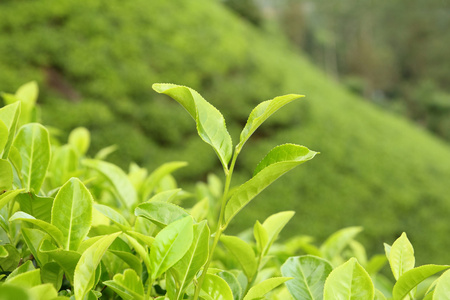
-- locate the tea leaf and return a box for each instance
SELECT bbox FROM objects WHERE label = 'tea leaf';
[238,94,304,150]
[434,269,450,299]
[0,189,23,211]
[220,235,257,280]
[51,178,93,251]
[388,233,415,280]
[281,255,333,300]
[74,232,121,300]
[135,201,189,228]
[150,216,193,281]
[94,204,131,231]
[323,258,374,300]
[243,277,292,300]
[141,161,187,201]
[153,84,232,171]
[103,269,145,300]
[201,273,234,300]
[0,120,7,153]
[261,211,295,256]
[83,159,137,210]
[224,144,317,224]
[68,127,90,156]
[0,102,21,159]
[320,227,363,262]
[392,264,450,300]
[12,123,50,192]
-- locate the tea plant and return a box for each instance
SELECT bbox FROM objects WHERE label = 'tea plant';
[0,82,449,299]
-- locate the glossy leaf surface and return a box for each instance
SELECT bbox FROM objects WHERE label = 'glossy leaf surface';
[201,273,234,300]
[281,255,333,300]
[323,258,374,300]
[243,277,292,300]
[74,232,121,300]
[434,269,450,299]
[238,94,304,150]
[0,101,20,158]
[135,201,189,227]
[224,144,317,224]
[103,269,144,300]
[12,123,50,192]
[153,83,232,170]
[150,216,193,281]
[388,233,415,280]
[261,211,295,255]
[94,204,131,231]
[220,235,257,280]
[51,178,93,250]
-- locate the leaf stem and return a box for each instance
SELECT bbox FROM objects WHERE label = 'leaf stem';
[193,147,240,300]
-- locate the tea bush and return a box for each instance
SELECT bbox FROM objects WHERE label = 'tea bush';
[1,83,450,299]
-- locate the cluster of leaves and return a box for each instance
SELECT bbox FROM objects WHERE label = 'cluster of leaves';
[1,82,450,299]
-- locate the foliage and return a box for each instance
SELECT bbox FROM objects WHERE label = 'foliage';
[1,0,450,265]
[1,82,450,299]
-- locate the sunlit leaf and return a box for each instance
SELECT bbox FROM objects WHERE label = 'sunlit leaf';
[103,269,144,300]
[68,127,90,156]
[135,201,189,228]
[388,233,415,281]
[243,277,292,300]
[153,83,232,171]
[94,203,131,231]
[220,235,257,280]
[0,102,21,159]
[141,162,187,201]
[434,269,450,299]
[201,273,234,300]
[261,211,295,256]
[320,227,363,263]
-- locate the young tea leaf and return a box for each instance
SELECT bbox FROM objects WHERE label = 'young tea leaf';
[224,144,317,225]
[12,123,51,192]
[68,127,90,156]
[94,204,131,231]
[0,102,21,159]
[434,269,450,299]
[388,233,415,280]
[74,232,121,300]
[103,269,145,300]
[0,120,8,153]
[153,83,232,171]
[200,273,234,300]
[238,94,304,151]
[320,227,363,263]
[261,211,295,256]
[51,178,93,251]
[243,277,292,300]
[220,235,257,280]
[135,201,189,228]
[323,258,374,300]
[281,255,333,300]
[0,189,23,211]
[141,162,187,201]
[150,216,194,282]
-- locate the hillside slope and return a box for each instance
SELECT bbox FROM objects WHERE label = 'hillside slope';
[1,0,450,263]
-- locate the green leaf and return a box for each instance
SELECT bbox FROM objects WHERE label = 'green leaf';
[125,231,155,248]
[94,204,131,231]
[261,211,295,256]
[109,250,143,276]
[141,162,187,201]
[281,255,333,300]
[220,235,257,280]
[254,221,268,256]
[0,102,21,159]
[12,123,51,192]
[14,81,38,126]
[0,159,12,191]
[74,232,121,300]
[243,277,292,300]
[0,120,7,153]
[171,221,210,300]
[39,239,81,285]
[218,271,242,300]
[51,178,93,251]
[135,201,189,228]
[41,262,64,291]
[29,283,59,300]
[238,94,304,150]
[68,127,90,156]
[150,216,193,282]
[103,269,145,300]
[201,273,234,300]
[22,227,49,266]
[0,244,21,272]
[7,260,35,280]
[224,144,317,224]
[16,193,54,222]
[6,269,41,288]
[0,189,23,211]
[392,264,450,300]
[375,289,387,300]
[153,83,232,171]
[434,269,450,299]
[366,254,387,275]
[48,144,78,188]
[10,211,64,247]
[323,258,374,300]
[320,227,363,263]
[0,284,31,300]
[388,233,415,280]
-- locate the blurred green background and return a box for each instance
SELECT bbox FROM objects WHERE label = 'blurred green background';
[1,0,450,264]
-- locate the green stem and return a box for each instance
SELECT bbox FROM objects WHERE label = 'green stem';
[193,148,240,300]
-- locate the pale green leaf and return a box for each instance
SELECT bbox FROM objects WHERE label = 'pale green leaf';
[238,94,304,150]
[41,262,64,291]
[22,227,49,266]
[0,244,21,272]
[201,273,234,300]
[12,123,51,192]
[74,232,121,300]
[434,269,450,299]
[171,221,210,300]
[16,192,53,222]
[48,144,78,188]
[388,233,415,280]
[320,227,363,263]
[0,101,21,158]
[135,201,189,228]
[141,162,187,201]
[375,289,387,300]
[94,204,131,231]
[153,83,232,171]
[0,189,23,211]
[29,283,59,300]
[5,269,41,288]
[83,159,137,210]
[323,258,374,300]
[150,216,193,281]
[68,127,90,156]
[243,277,292,300]
[51,178,93,251]
[109,250,143,276]
[218,271,242,300]
[261,211,295,256]
[0,159,12,191]
[125,231,155,248]
[0,284,30,300]
[0,120,7,153]
[224,144,317,224]
[220,235,257,280]
[392,265,450,300]
[103,269,144,300]
[281,255,333,300]
[253,221,268,255]
[7,260,35,280]
[190,197,209,222]
[10,211,64,247]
